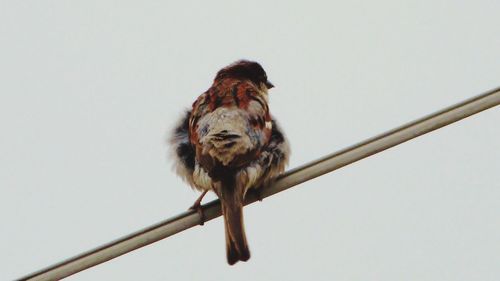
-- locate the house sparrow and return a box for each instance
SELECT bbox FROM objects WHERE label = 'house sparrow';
[169,60,290,265]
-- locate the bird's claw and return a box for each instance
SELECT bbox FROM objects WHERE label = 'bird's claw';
[189,203,205,226]
[252,188,264,202]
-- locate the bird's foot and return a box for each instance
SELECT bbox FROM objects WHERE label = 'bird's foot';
[189,203,205,226]
[189,190,208,225]
[252,187,264,202]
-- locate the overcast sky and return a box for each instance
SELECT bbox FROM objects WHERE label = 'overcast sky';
[1,1,499,280]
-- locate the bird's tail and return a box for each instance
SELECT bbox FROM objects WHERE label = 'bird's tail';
[219,178,250,265]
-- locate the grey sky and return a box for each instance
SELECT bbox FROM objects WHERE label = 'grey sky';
[1,1,499,280]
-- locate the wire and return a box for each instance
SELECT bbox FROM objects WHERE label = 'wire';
[18,87,500,281]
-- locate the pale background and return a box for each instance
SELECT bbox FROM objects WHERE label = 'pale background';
[1,1,499,280]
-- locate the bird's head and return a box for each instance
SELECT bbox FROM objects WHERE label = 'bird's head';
[214,60,274,90]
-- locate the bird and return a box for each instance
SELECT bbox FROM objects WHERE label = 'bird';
[169,60,290,265]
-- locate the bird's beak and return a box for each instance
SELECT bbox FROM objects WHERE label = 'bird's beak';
[265,80,274,89]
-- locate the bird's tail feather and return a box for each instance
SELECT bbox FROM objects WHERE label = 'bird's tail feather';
[219,179,250,265]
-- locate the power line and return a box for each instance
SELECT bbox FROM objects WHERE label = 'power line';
[18,87,500,281]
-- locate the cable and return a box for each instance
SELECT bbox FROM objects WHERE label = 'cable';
[18,87,500,281]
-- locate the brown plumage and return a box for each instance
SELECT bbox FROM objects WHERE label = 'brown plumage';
[170,60,290,265]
